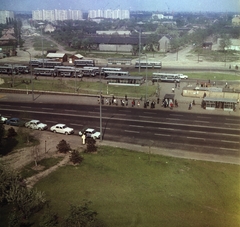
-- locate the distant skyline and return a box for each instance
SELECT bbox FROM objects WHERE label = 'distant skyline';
[1,0,240,13]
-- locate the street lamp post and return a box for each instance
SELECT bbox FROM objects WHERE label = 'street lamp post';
[24,50,34,101]
[38,22,44,67]
[99,68,103,141]
[141,53,148,104]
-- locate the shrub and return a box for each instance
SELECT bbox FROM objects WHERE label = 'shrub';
[56,139,71,153]
[85,138,97,153]
[69,150,84,164]
[7,127,17,138]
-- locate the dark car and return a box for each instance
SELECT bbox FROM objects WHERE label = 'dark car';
[6,118,25,127]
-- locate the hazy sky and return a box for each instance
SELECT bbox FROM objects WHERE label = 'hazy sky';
[1,0,240,12]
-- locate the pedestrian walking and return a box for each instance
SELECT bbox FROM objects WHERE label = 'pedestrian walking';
[137,101,140,107]
[82,134,86,145]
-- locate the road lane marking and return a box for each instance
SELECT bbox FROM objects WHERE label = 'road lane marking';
[139,116,153,118]
[155,133,170,136]
[221,140,239,144]
[166,118,181,121]
[187,137,205,140]
[124,130,139,133]
[194,120,210,123]
[196,116,211,119]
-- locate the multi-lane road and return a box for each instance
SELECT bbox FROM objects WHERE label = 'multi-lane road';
[1,100,239,158]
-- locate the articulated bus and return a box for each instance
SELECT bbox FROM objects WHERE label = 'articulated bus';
[135,60,162,69]
[103,70,129,77]
[107,58,132,65]
[152,73,180,83]
[74,59,95,67]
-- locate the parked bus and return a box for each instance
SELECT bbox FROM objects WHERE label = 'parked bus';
[135,60,162,69]
[34,68,56,77]
[41,61,62,68]
[101,67,122,72]
[2,64,30,74]
[0,65,17,74]
[104,70,129,77]
[54,66,81,77]
[74,59,95,67]
[105,76,144,86]
[107,58,132,65]
[152,73,180,83]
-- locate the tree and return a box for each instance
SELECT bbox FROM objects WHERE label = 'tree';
[69,150,84,164]
[219,35,232,51]
[63,202,99,227]
[56,139,71,153]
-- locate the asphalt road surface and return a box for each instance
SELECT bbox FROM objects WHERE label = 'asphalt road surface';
[1,101,239,158]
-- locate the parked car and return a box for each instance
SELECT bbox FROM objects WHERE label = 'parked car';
[79,128,101,139]
[0,114,8,123]
[25,120,48,130]
[50,124,74,135]
[6,118,25,127]
[179,74,188,79]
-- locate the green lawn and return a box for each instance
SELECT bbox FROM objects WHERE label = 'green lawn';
[33,146,240,227]
[1,71,239,98]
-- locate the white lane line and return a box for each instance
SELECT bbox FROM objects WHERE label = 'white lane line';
[119,110,132,112]
[155,133,170,136]
[187,137,205,140]
[124,130,139,133]
[129,125,144,128]
[221,140,239,144]
[220,147,239,151]
[194,120,210,123]
[169,114,183,116]
[166,118,181,121]
[196,116,211,119]
[224,123,238,126]
[139,116,153,118]
[189,130,207,134]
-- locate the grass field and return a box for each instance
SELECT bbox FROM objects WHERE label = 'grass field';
[1,71,239,98]
[33,146,240,227]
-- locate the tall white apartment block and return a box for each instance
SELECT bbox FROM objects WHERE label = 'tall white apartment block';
[0,10,14,24]
[32,9,82,21]
[88,9,130,19]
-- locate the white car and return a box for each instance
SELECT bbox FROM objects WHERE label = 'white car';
[50,124,74,135]
[79,128,100,139]
[179,74,188,79]
[0,115,8,123]
[25,120,48,130]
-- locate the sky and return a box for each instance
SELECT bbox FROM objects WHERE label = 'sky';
[0,0,240,12]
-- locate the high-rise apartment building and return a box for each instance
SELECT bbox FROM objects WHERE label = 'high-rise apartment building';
[32,9,83,22]
[88,9,130,19]
[0,10,14,24]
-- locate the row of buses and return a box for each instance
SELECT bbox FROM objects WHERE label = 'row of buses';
[29,59,162,69]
